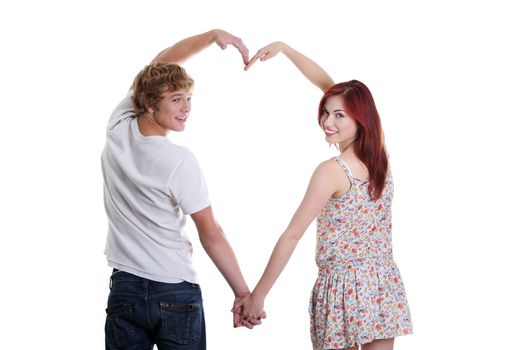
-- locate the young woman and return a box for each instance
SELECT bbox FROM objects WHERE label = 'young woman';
[236,42,413,350]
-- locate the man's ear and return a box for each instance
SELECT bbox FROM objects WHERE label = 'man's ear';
[145,101,155,114]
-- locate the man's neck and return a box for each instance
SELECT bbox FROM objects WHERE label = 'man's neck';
[137,114,166,136]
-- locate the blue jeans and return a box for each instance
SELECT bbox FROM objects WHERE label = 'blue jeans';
[105,270,206,350]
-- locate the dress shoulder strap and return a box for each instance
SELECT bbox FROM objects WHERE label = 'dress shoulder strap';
[334,156,355,184]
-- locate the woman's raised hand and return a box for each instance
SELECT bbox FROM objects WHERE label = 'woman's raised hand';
[244,41,287,71]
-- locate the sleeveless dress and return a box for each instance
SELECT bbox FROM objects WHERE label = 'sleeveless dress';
[309,157,412,349]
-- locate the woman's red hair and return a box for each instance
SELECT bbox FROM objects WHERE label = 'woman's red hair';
[318,80,388,200]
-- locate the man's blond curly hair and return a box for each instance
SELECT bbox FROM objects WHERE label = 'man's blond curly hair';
[131,62,194,117]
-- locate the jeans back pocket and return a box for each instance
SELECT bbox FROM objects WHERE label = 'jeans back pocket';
[159,300,202,345]
[105,301,135,347]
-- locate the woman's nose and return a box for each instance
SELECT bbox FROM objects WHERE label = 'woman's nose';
[323,114,334,126]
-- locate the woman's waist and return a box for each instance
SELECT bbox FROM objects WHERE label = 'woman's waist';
[316,254,394,273]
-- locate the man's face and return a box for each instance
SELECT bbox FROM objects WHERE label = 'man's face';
[152,89,192,132]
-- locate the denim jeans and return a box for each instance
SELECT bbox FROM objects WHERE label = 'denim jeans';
[105,270,206,350]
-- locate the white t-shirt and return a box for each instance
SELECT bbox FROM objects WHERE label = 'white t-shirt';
[101,90,210,283]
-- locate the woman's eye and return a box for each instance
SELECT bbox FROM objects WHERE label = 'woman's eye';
[187,97,192,102]
[336,113,344,118]
[173,98,180,103]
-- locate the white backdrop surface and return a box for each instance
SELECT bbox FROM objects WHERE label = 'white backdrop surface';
[1,0,524,349]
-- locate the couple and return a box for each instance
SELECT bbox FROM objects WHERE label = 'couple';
[101,29,412,350]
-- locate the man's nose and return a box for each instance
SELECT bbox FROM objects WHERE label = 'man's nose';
[182,100,191,112]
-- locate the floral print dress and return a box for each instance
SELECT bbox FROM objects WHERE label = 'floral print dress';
[309,157,412,349]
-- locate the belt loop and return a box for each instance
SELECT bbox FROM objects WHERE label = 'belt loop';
[109,274,113,290]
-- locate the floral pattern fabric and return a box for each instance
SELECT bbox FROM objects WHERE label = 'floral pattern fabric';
[309,157,412,349]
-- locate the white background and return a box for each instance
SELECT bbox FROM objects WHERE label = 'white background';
[1,0,524,349]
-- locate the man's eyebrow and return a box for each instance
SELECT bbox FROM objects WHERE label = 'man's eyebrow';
[168,92,191,98]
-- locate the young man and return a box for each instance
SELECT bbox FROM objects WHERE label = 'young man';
[101,29,259,350]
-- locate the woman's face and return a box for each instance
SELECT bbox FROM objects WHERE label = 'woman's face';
[320,95,359,150]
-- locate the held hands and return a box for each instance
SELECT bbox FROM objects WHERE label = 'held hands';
[232,292,267,329]
[207,34,291,329]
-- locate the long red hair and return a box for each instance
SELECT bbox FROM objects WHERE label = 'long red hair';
[318,80,388,200]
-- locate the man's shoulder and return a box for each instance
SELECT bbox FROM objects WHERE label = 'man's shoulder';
[107,90,136,130]
[162,142,193,159]
[159,143,200,170]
